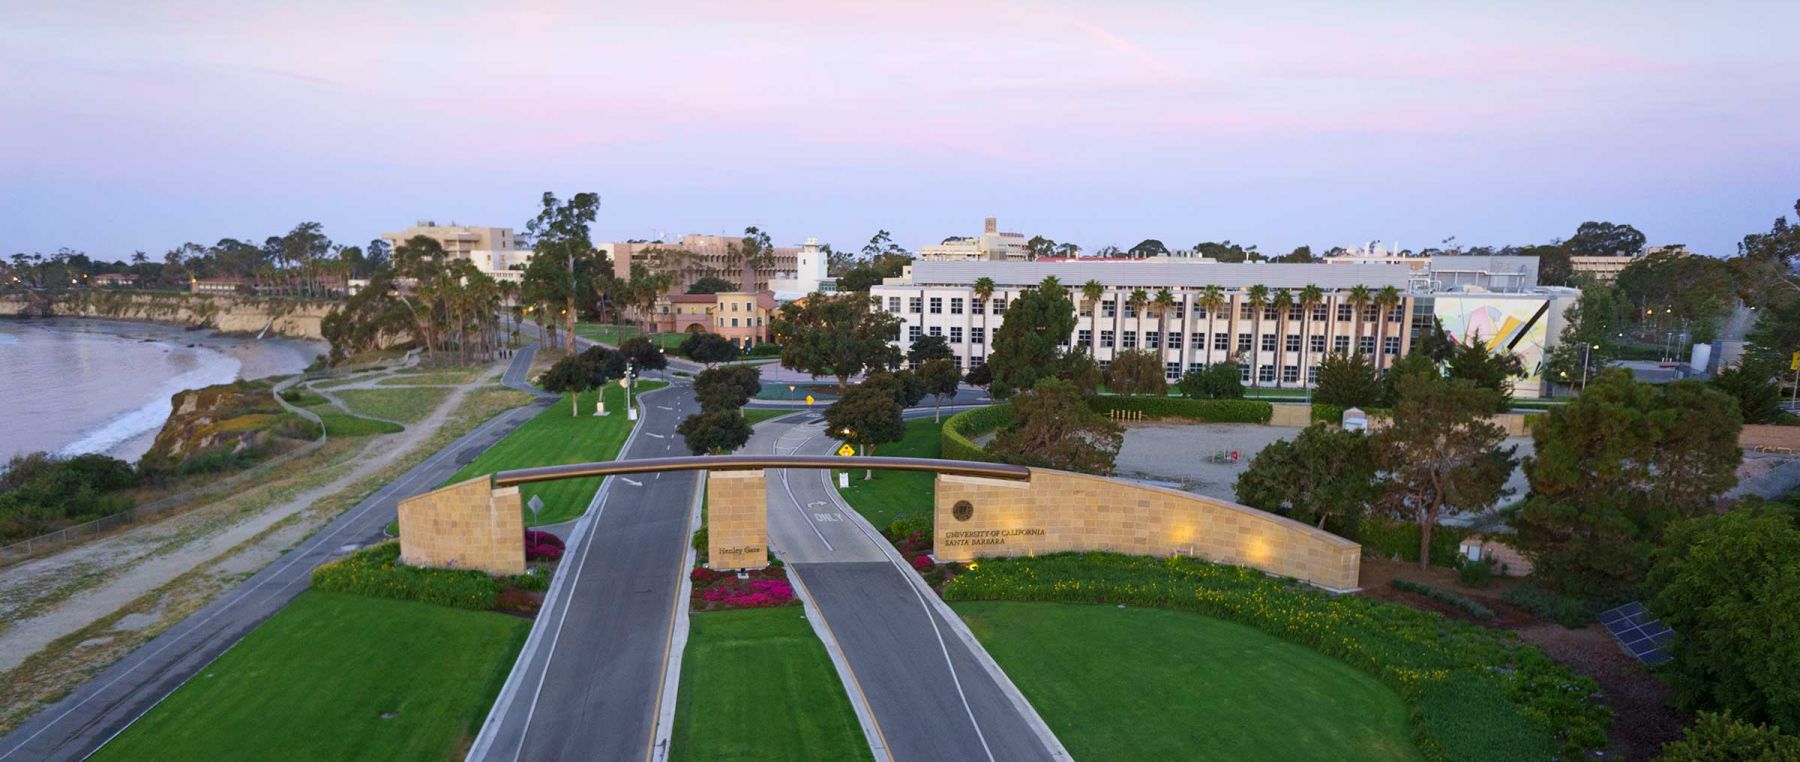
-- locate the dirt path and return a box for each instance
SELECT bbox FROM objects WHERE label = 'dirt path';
[0,362,501,674]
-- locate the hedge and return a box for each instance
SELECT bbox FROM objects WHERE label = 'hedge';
[1089,395,1273,423]
[1310,403,1392,425]
[944,552,1608,761]
[1353,518,1472,568]
[1389,578,1496,620]
[941,404,1014,462]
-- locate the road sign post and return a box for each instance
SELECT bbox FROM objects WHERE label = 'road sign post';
[527,494,544,525]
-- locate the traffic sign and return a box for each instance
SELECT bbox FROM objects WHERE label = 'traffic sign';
[1791,351,1798,371]
[837,443,855,457]
[805,394,815,405]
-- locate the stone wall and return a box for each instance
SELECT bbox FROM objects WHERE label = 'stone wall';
[397,476,525,575]
[935,469,1362,591]
[707,470,768,571]
[0,292,335,340]
[1268,403,1311,427]
[1743,424,1800,452]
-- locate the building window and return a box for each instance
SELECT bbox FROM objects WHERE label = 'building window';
[1099,360,1112,372]
[971,357,984,368]
[1169,332,1182,350]
[1240,303,1254,319]
[1389,305,1405,322]
[950,297,964,315]
[950,327,963,344]
[992,296,1007,313]
[1188,362,1205,374]
[909,297,922,314]
[929,297,942,314]
[1237,333,1252,352]
[1383,336,1401,355]
[1335,336,1351,354]
[908,325,921,341]
[1263,307,1278,321]
[952,356,963,370]
[1337,304,1352,321]
[1259,364,1276,383]
[1282,365,1300,383]
[1260,334,1277,352]
[1122,331,1138,349]
[1123,303,1137,318]
[971,327,985,344]
[1102,300,1117,318]
[1309,335,1326,353]
[930,326,943,338]
[1193,306,1208,320]
[1214,332,1229,351]
[1312,305,1328,321]
[1145,331,1160,349]
[1078,329,1092,346]
[1240,364,1252,383]
[1308,365,1321,384]
[1165,362,1181,380]
[731,318,739,327]
[887,296,901,312]
[1190,333,1205,350]
[1363,305,1380,321]
[1100,330,1115,348]
[1288,306,1303,321]
[1358,336,1376,355]
[1285,335,1302,353]
[973,298,986,314]
[1172,304,1186,319]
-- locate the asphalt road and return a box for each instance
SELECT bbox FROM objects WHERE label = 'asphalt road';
[0,346,553,762]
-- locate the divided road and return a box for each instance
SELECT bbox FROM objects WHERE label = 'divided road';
[0,347,553,762]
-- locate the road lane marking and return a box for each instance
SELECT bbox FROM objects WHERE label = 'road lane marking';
[622,477,643,487]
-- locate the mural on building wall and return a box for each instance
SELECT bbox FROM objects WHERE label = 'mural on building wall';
[1433,297,1551,384]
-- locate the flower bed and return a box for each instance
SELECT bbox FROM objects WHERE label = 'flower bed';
[882,524,963,589]
[689,564,797,611]
[943,552,1609,761]
[311,539,554,615]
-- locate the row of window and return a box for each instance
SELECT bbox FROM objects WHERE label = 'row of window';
[890,295,1405,322]
[907,325,987,344]
[716,316,764,328]
[1066,329,1399,355]
[1089,358,1329,384]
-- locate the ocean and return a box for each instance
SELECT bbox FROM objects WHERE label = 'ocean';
[0,319,325,464]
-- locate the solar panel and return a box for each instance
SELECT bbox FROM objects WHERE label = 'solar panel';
[1598,601,1674,665]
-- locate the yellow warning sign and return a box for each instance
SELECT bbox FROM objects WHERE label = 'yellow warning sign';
[1791,351,1799,371]
[805,394,816,405]
[837,443,855,457]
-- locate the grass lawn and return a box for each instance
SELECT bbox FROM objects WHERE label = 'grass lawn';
[335,387,452,423]
[314,408,406,437]
[377,368,487,386]
[91,591,529,762]
[832,417,941,530]
[446,381,666,526]
[954,602,1421,762]
[670,607,870,762]
[743,407,797,426]
[574,322,686,350]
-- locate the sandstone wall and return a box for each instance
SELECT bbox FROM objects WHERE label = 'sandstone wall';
[397,476,525,575]
[935,469,1362,591]
[1743,424,1800,452]
[707,470,769,571]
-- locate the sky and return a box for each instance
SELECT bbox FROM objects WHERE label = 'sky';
[3,1,1798,262]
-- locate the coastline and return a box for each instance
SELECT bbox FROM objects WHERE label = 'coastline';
[0,318,326,464]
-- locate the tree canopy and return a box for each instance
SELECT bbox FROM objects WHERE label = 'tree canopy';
[989,379,1123,475]
[677,332,739,366]
[1312,352,1382,408]
[685,275,735,294]
[1235,424,1376,535]
[1374,374,1516,569]
[1104,349,1166,397]
[773,293,902,392]
[986,276,1077,398]
[1174,362,1244,400]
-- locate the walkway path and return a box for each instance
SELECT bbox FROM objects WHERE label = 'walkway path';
[0,347,550,761]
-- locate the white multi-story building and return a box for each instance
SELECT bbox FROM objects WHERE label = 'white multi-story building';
[380,224,531,283]
[917,217,1032,262]
[871,258,1576,397]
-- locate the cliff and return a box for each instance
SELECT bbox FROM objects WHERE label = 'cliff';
[141,380,314,468]
[0,291,336,340]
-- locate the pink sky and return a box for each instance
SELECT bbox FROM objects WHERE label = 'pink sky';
[2,1,1797,258]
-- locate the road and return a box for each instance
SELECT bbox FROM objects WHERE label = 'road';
[0,346,553,762]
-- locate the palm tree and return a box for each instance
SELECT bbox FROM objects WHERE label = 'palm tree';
[974,276,996,362]
[1245,284,1269,389]
[1081,279,1105,353]
[1271,288,1294,388]
[1199,285,1226,368]
[1127,289,1149,354]
[1154,287,1176,375]
[1298,284,1324,386]
[1374,285,1402,370]
[1347,284,1373,360]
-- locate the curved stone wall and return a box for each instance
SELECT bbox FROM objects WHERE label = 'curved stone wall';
[934,468,1362,591]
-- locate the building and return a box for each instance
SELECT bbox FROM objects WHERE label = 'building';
[917,217,1031,262]
[647,291,777,348]
[380,224,531,283]
[91,273,138,288]
[191,277,251,296]
[600,234,814,296]
[871,258,1576,397]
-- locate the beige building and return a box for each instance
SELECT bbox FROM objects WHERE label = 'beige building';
[380,224,531,283]
[601,234,817,295]
[649,291,777,348]
[918,217,1031,262]
[1569,247,1673,283]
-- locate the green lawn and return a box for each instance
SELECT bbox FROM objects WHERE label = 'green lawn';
[92,591,529,762]
[335,387,452,423]
[446,381,665,526]
[670,607,870,762]
[832,417,941,530]
[314,408,405,437]
[743,407,797,425]
[377,368,487,386]
[574,323,687,350]
[954,602,1422,762]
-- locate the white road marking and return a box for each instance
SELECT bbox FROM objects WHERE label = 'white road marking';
[622,477,644,487]
[645,433,666,439]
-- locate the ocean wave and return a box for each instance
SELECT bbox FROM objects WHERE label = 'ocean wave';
[56,352,243,460]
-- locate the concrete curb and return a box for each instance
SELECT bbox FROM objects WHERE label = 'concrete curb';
[647,467,704,761]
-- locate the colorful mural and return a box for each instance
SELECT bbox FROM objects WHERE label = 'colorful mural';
[1433,296,1553,385]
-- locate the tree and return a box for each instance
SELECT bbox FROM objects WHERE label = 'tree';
[1659,712,1800,761]
[1380,350,1441,407]
[617,336,668,371]
[907,333,952,365]
[677,410,752,455]
[677,332,738,366]
[524,191,602,351]
[824,384,905,479]
[1175,362,1244,400]
[693,365,763,411]
[1025,236,1057,260]
[1313,352,1382,408]
[1374,374,1517,570]
[541,349,621,417]
[1649,507,1800,733]
[1445,332,1524,413]
[973,276,996,362]
[917,358,962,422]
[1235,424,1377,534]
[863,369,926,409]
[1127,239,1169,259]
[1245,284,1269,387]
[1515,370,1745,598]
[1346,284,1371,360]
[773,294,902,392]
[963,363,992,390]
[686,275,735,294]
[1080,279,1105,354]
[1566,220,1647,259]
[1746,296,1800,367]
[986,276,1077,398]
[989,379,1123,474]
[1105,349,1166,396]
[1711,358,1782,424]
[1372,285,1402,370]
[1543,283,1618,390]
[1056,349,1103,397]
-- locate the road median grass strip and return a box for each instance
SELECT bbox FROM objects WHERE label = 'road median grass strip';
[943,552,1609,761]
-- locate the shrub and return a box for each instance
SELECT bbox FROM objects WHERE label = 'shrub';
[495,586,540,614]
[942,404,1015,462]
[1087,396,1273,424]
[944,552,1608,760]
[504,570,550,592]
[1659,712,1800,761]
[1353,519,1471,567]
[526,543,563,561]
[689,565,797,611]
[1389,579,1496,620]
[910,554,934,572]
[524,529,565,550]
[311,542,499,610]
[1502,585,1591,628]
[887,516,931,540]
[1457,558,1495,588]
[1310,403,1392,425]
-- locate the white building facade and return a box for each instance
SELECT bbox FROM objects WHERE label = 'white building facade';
[380,224,531,283]
[917,217,1032,262]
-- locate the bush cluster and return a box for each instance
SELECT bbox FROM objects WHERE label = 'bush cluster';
[1309,403,1392,425]
[1388,578,1496,620]
[311,542,501,610]
[1353,518,1472,568]
[1658,712,1800,760]
[0,452,140,543]
[688,565,796,611]
[1501,585,1591,629]
[525,529,566,562]
[1087,396,1273,423]
[943,552,1609,761]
